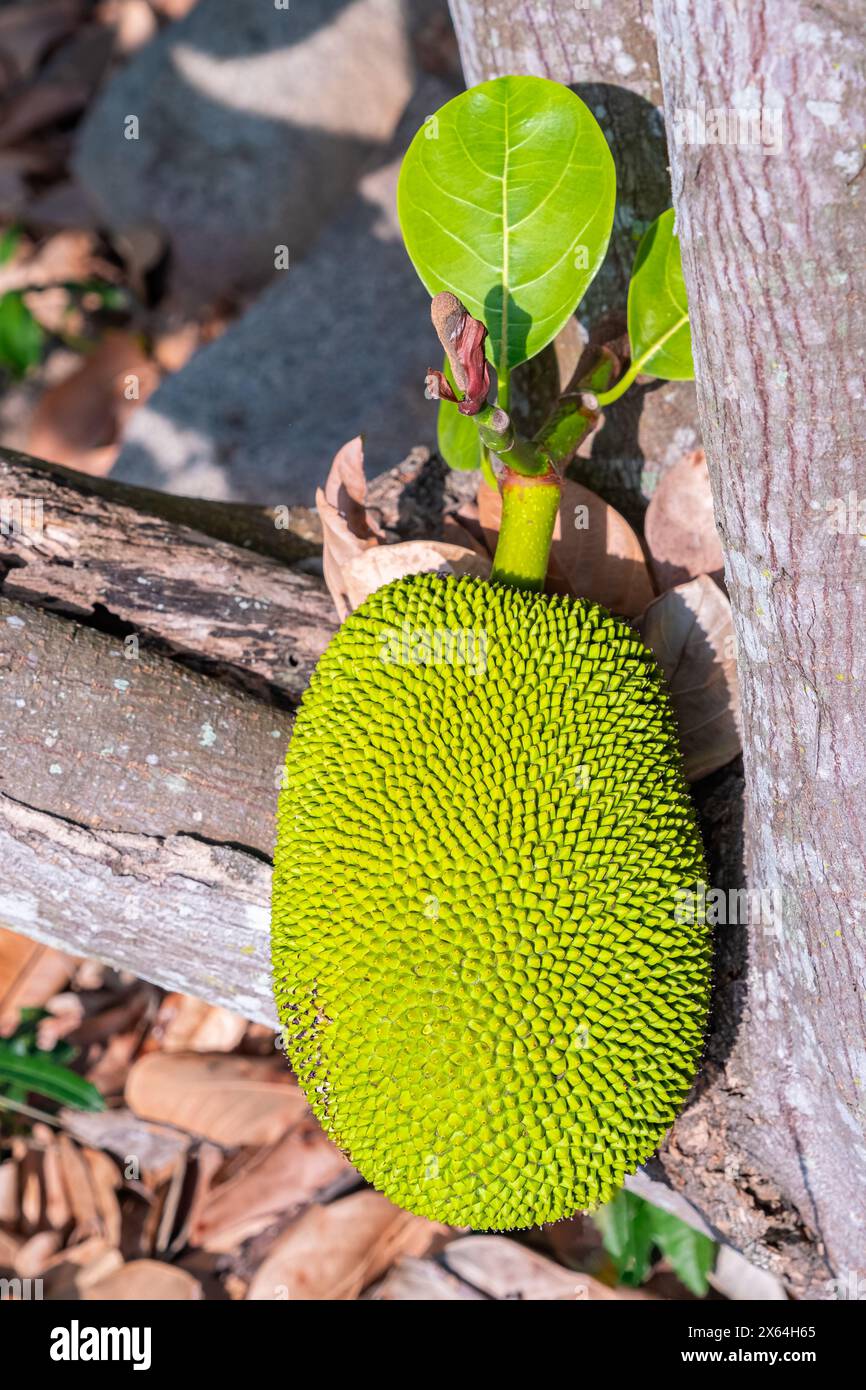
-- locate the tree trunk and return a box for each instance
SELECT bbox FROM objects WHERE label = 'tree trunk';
[652,0,866,1294]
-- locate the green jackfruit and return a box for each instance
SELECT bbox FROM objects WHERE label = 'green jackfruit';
[272,573,710,1229]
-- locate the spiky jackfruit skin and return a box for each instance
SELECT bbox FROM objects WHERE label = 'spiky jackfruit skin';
[272,573,709,1229]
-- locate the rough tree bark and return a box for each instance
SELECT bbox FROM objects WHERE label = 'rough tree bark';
[653,0,866,1294]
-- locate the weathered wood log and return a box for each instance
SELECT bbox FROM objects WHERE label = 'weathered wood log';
[0,448,323,563]
[0,596,292,851]
[0,448,336,699]
[0,793,274,1027]
[0,592,281,1024]
[651,0,866,1297]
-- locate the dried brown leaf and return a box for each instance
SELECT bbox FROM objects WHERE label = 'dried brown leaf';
[246,1190,444,1301]
[82,1034,142,1100]
[0,1229,22,1269]
[0,76,92,145]
[0,1158,19,1225]
[0,229,107,296]
[153,1152,188,1254]
[440,498,492,559]
[40,1130,72,1230]
[0,926,76,1034]
[124,1052,307,1148]
[168,1142,224,1256]
[150,994,248,1054]
[152,320,200,374]
[19,1147,42,1231]
[65,982,155,1049]
[637,574,742,780]
[59,1107,190,1186]
[82,1258,203,1301]
[343,539,490,612]
[40,1237,123,1298]
[96,0,158,53]
[442,1235,651,1300]
[81,1147,122,1248]
[644,450,724,592]
[56,1134,101,1239]
[478,478,654,617]
[13,1229,61,1278]
[27,330,160,475]
[369,1256,484,1301]
[0,1,84,84]
[148,0,198,16]
[317,436,382,621]
[191,1113,355,1254]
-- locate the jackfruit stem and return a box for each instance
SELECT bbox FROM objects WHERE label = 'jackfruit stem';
[487,387,605,590]
[490,471,561,592]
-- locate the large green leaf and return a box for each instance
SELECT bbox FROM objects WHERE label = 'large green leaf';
[594,1189,656,1287]
[0,1044,105,1112]
[398,75,615,380]
[0,292,44,377]
[649,1206,716,1297]
[594,1189,716,1295]
[627,207,694,380]
[437,356,481,471]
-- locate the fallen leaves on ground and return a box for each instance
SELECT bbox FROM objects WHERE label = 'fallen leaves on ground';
[124,1051,307,1148]
[637,574,742,780]
[146,994,248,1055]
[82,1257,203,1300]
[0,228,110,296]
[0,926,77,1035]
[369,1254,485,1300]
[191,1115,356,1253]
[343,538,489,610]
[319,437,490,616]
[246,1190,444,1301]
[441,1235,652,1300]
[0,2,85,88]
[26,329,160,473]
[644,450,724,591]
[317,436,383,620]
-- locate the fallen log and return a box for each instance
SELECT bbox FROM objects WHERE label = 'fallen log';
[0,447,336,699]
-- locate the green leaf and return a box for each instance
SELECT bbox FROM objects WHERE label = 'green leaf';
[649,1206,716,1297]
[0,1044,105,1112]
[437,356,481,471]
[594,1189,716,1294]
[594,1190,655,1287]
[0,226,22,265]
[0,292,44,377]
[627,207,694,380]
[398,75,615,380]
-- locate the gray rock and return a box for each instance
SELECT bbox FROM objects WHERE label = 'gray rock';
[110,79,456,504]
[73,0,413,303]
